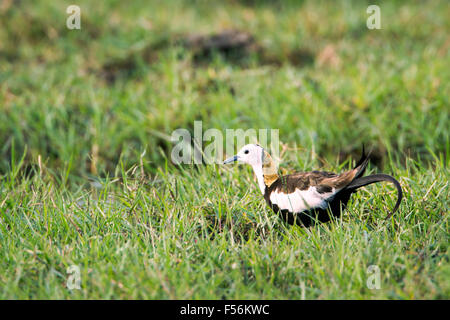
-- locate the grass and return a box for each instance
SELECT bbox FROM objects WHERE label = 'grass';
[0,0,449,299]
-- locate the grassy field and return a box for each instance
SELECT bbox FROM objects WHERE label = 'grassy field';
[0,0,449,299]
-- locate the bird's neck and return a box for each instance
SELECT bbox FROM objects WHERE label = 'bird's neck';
[252,152,279,194]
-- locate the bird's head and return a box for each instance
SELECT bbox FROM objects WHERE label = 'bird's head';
[223,144,264,167]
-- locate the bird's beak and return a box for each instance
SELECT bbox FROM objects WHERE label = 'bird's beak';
[223,155,238,164]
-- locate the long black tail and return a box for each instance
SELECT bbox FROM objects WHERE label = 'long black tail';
[346,173,403,219]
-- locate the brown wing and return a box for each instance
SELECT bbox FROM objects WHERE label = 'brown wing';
[272,169,358,194]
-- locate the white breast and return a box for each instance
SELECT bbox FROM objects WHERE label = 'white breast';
[269,186,336,213]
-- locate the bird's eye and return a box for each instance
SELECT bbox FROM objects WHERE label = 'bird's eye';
[244,150,249,154]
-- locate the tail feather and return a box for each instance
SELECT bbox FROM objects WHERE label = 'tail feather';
[353,145,371,180]
[346,173,403,219]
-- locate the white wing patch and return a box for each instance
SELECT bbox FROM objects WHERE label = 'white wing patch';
[269,186,337,213]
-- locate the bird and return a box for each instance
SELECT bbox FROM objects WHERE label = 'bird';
[223,144,402,227]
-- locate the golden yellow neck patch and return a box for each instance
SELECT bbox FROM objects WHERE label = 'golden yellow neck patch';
[264,173,279,187]
[262,150,279,187]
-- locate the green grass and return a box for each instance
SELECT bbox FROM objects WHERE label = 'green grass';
[0,0,449,299]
